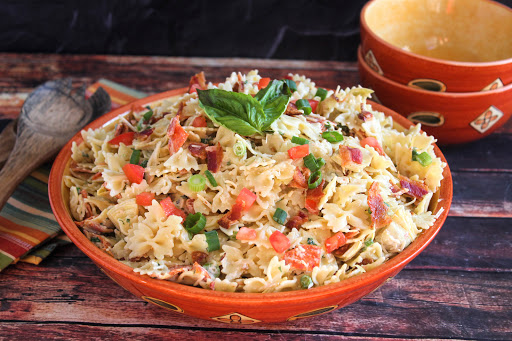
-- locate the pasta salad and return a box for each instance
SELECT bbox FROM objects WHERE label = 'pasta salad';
[66,70,445,293]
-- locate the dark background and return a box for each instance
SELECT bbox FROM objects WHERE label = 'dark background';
[1,0,511,61]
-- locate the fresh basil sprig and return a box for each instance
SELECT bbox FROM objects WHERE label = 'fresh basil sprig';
[197,80,291,136]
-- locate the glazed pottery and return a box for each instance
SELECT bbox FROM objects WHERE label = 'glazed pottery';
[358,46,512,145]
[49,88,453,323]
[360,0,512,92]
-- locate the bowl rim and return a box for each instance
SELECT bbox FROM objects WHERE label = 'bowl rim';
[357,46,512,97]
[48,87,453,304]
[360,0,512,67]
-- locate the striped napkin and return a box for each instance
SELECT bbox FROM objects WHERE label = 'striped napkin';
[0,79,147,271]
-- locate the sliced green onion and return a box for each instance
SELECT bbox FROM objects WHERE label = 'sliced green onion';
[136,118,144,132]
[303,154,319,172]
[273,208,287,225]
[295,99,312,115]
[284,79,297,92]
[130,149,141,165]
[90,236,100,243]
[322,131,344,143]
[205,230,220,252]
[188,174,206,192]
[184,213,206,234]
[233,140,246,157]
[143,109,154,122]
[204,170,218,187]
[291,136,309,145]
[364,239,374,248]
[308,170,322,189]
[315,157,326,169]
[300,275,314,289]
[412,149,432,167]
[315,88,328,101]
[140,159,148,168]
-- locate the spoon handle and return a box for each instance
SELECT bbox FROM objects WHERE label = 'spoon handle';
[0,129,56,210]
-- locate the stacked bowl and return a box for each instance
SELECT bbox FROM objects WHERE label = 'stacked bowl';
[358,0,512,145]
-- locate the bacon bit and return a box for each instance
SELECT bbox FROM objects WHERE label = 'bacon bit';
[188,143,208,159]
[284,102,302,116]
[81,189,88,198]
[290,167,308,189]
[390,180,409,197]
[332,243,352,257]
[232,72,245,93]
[339,146,363,167]
[70,161,95,174]
[206,143,223,173]
[305,179,325,214]
[84,203,93,218]
[305,115,327,131]
[135,128,154,141]
[286,211,309,229]
[176,101,184,118]
[167,265,193,278]
[189,71,207,94]
[359,258,373,265]
[167,116,189,155]
[191,251,208,265]
[344,231,359,239]
[193,262,211,281]
[76,219,113,234]
[185,198,196,214]
[218,202,244,228]
[358,108,374,122]
[283,245,322,271]
[368,182,392,229]
[91,172,102,180]
[113,122,128,137]
[398,175,429,199]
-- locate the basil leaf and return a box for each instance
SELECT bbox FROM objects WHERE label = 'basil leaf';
[255,80,292,130]
[198,89,264,136]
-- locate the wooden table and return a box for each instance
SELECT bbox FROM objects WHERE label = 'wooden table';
[0,53,511,340]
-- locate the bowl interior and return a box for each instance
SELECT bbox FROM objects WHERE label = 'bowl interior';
[364,0,512,63]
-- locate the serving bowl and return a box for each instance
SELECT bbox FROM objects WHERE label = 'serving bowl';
[358,46,512,145]
[360,0,512,92]
[49,87,452,323]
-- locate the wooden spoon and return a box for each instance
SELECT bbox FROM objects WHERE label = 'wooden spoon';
[0,79,111,209]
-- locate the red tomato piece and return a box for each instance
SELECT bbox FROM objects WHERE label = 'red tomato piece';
[236,188,257,210]
[191,115,207,127]
[258,77,271,89]
[269,231,291,253]
[308,99,319,113]
[122,164,145,184]
[160,197,187,220]
[167,116,189,154]
[136,192,155,206]
[325,232,347,253]
[288,144,310,160]
[283,244,322,271]
[236,227,257,241]
[360,137,385,156]
[284,75,293,80]
[108,132,135,146]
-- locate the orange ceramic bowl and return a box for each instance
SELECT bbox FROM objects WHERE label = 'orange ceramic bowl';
[358,46,512,145]
[360,0,512,92]
[49,88,452,323]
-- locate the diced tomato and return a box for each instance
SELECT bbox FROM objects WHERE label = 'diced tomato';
[235,188,257,210]
[189,71,207,94]
[236,227,257,241]
[367,182,392,229]
[206,143,224,173]
[191,115,207,127]
[325,232,347,253]
[122,164,145,184]
[305,179,325,214]
[160,197,187,220]
[269,231,290,253]
[258,77,271,89]
[167,116,189,154]
[360,137,385,156]
[136,192,155,206]
[288,144,309,160]
[108,132,135,146]
[283,244,322,271]
[308,99,319,113]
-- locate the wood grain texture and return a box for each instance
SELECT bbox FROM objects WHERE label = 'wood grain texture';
[0,53,510,340]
